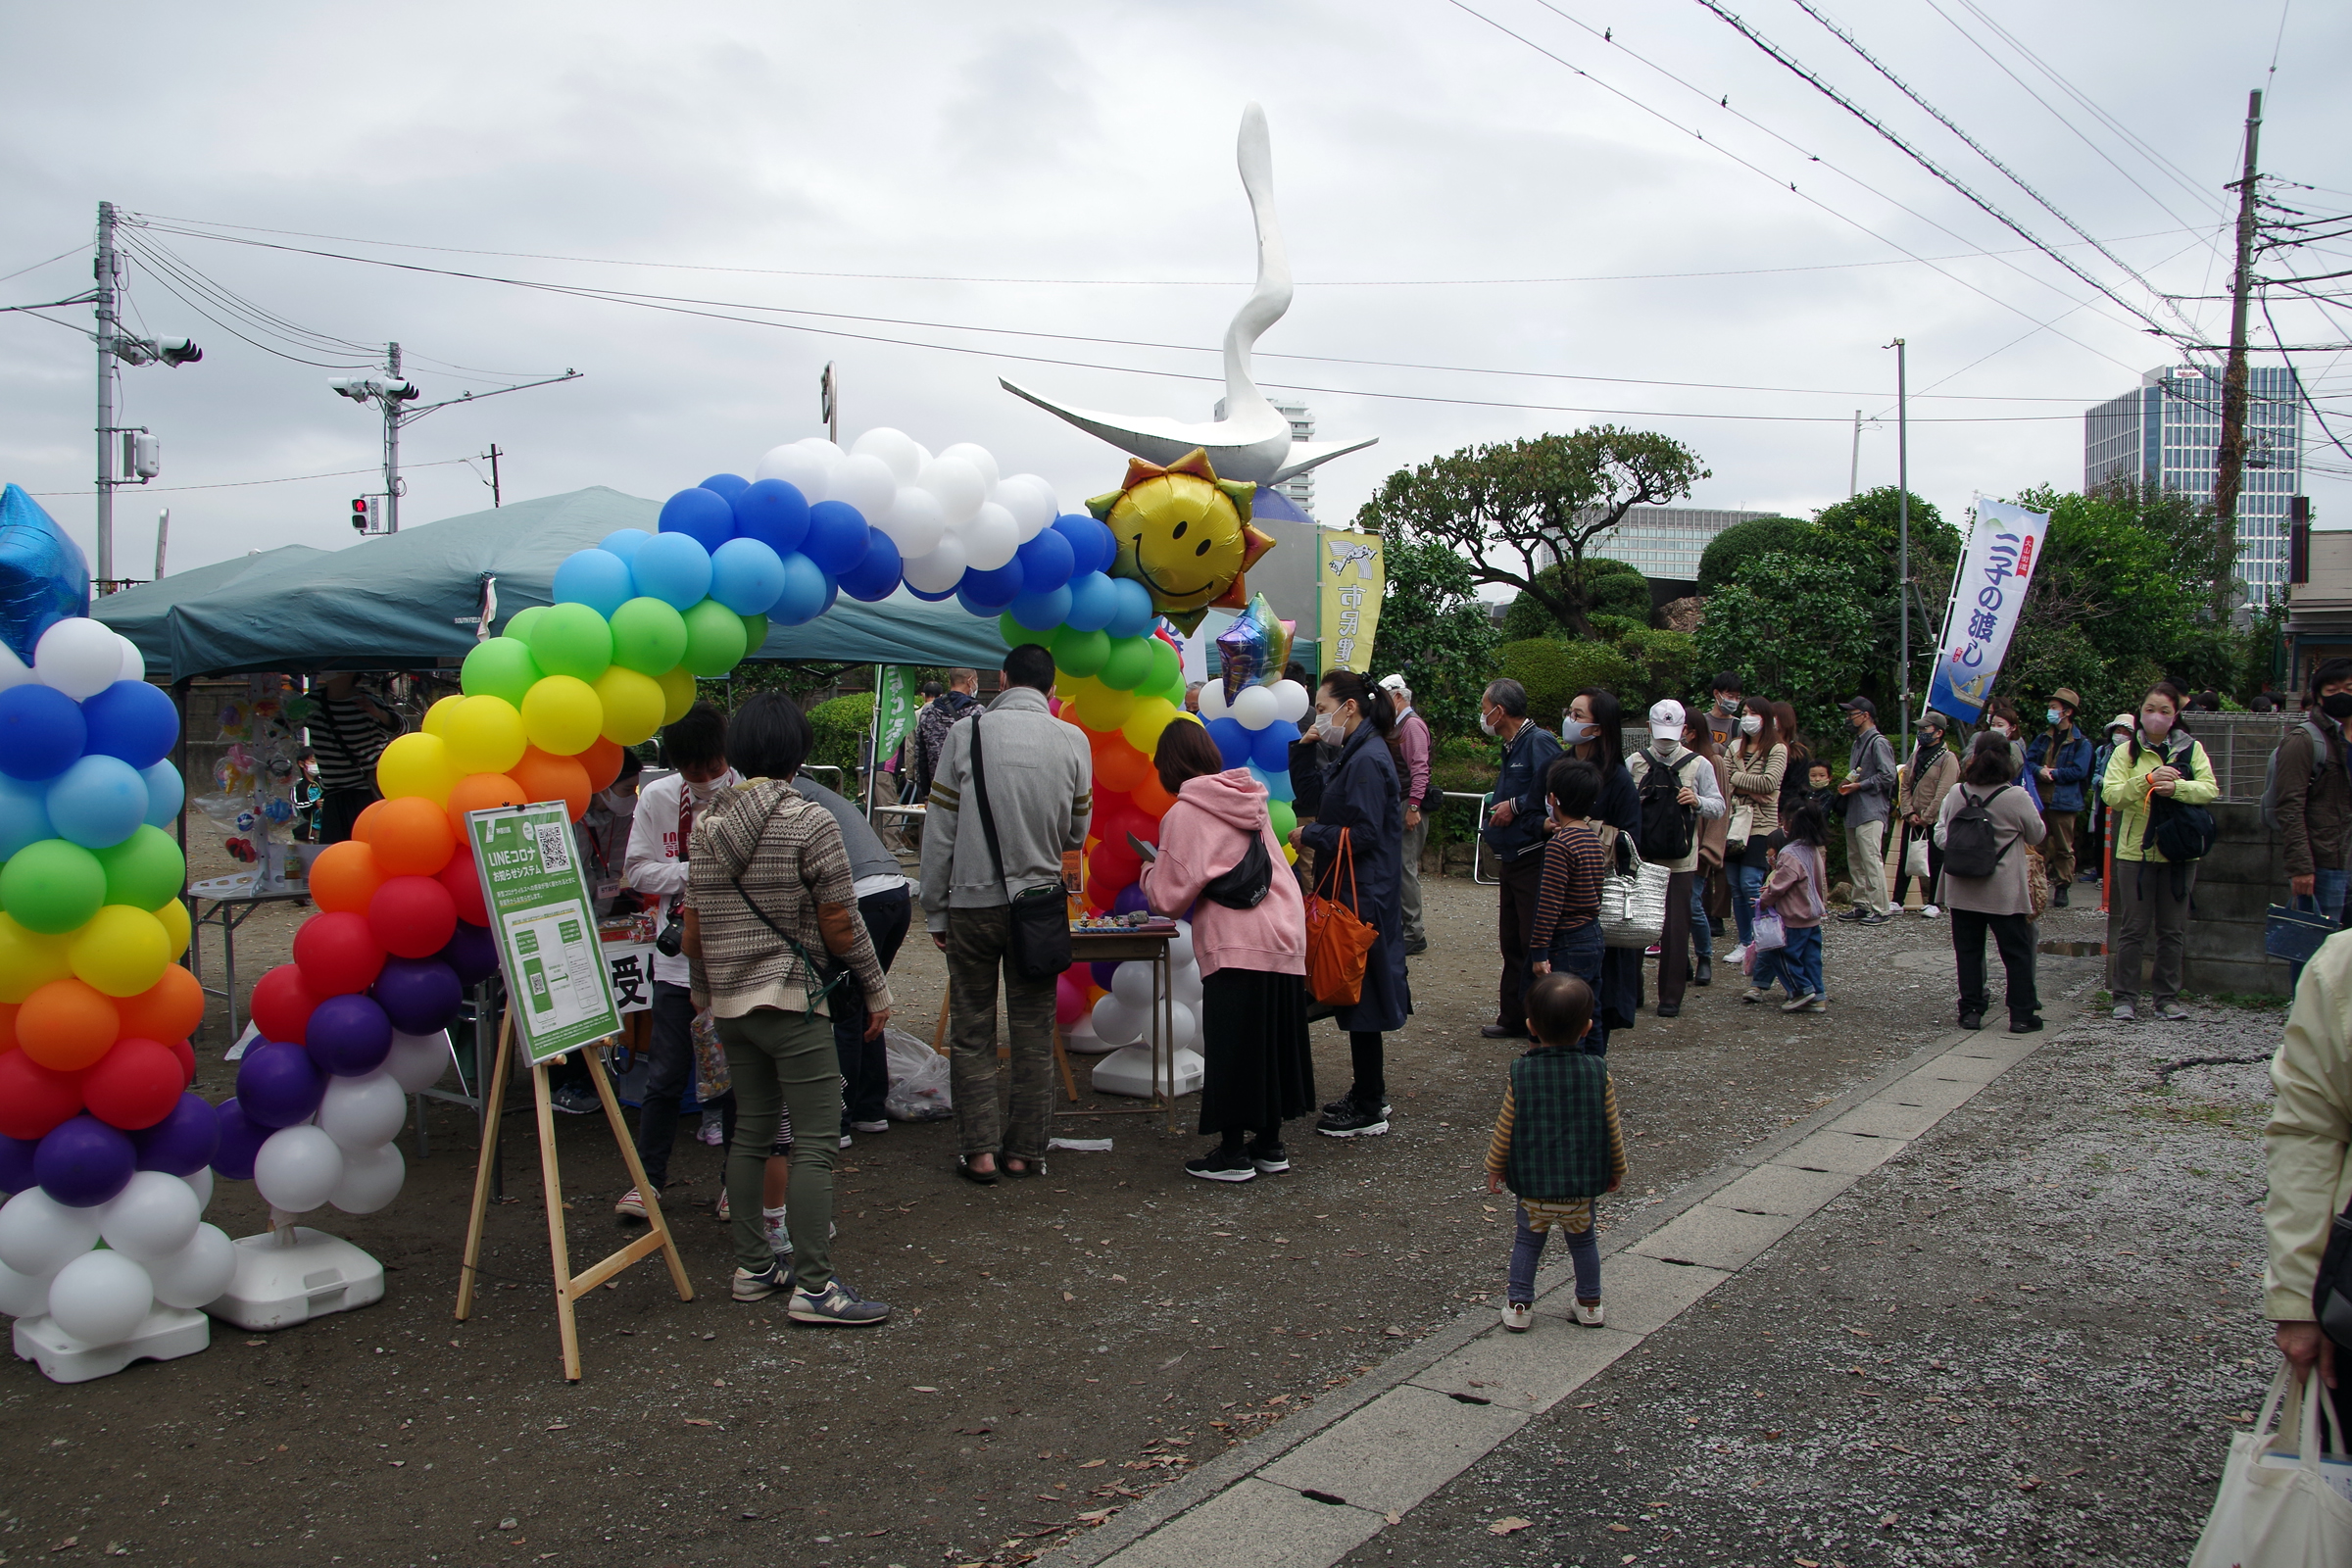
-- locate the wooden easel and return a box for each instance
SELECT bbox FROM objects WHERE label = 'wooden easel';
[455,1006,694,1382]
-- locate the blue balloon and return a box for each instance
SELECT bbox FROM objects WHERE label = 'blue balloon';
[1260,766,1296,803]
[1009,584,1072,632]
[732,478,810,557]
[630,530,714,611]
[905,579,959,603]
[1054,514,1117,577]
[820,579,840,617]
[46,754,148,849]
[699,472,751,503]
[1250,722,1295,772]
[0,773,51,859]
[599,527,653,563]
[139,759,183,828]
[838,529,903,603]
[1105,578,1156,640]
[803,501,870,576]
[959,562,1024,610]
[551,548,635,618]
[79,678,178,769]
[0,483,91,665]
[1015,528,1076,596]
[709,537,788,616]
[769,553,831,626]
[1063,571,1118,633]
[1207,716,1253,768]
[658,487,736,551]
[0,683,84,781]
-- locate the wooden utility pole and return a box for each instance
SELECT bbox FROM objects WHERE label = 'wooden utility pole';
[2211,89,2264,618]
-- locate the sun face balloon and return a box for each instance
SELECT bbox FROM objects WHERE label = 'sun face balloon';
[1088,449,1272,635]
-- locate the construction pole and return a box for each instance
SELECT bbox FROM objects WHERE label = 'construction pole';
[154,508,170,580]
[384,342,404,533]
[484,443,503,507]
[1893,338,1910,756]
[94,201,119,592]
[1849,410,1862,497]
[2212,88,2264,620]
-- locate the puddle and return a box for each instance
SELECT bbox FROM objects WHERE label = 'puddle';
[2038,940,2107,956]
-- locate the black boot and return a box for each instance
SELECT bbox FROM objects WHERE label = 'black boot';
[1693,956,1713,987]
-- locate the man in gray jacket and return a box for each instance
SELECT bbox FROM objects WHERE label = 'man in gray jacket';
[921,643,1093,1179]
[1836,696,1900,925]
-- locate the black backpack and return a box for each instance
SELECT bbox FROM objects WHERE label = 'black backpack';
[1635,753,1698,863]
[1942,785,2013,880]
[2142,741,2218,863]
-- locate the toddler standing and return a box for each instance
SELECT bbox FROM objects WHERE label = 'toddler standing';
[1755,798,1830,1013]
[1486,973,1627,1331]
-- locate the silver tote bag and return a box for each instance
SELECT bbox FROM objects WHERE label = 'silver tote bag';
[1598,838,1671,950]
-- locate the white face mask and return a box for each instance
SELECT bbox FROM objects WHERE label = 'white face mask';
[1314,711,1347,745]
[1738,713,1762,736]
[1650,728,1680,755]
[684,774,724,806]
[1560,718,1596,744]
[599,788,638,817]
[1479,710,1500,738]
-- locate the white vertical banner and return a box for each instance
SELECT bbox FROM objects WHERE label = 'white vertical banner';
[1926,497,2051,723]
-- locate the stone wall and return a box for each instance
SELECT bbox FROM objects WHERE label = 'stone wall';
[2121,802,2296,999]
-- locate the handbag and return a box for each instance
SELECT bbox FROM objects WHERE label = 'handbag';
[2025,846,2052,922]
[1903,832,1931,880]
[2186,1369,2352,1566]
[723,787,853,1013]
[969,716,1072,983]
[1202,826,1274,909]
[2270,901,2339,967]
[1303,831,1380,1006]
[1597,833,1671,951]
[1749,907,1787,953]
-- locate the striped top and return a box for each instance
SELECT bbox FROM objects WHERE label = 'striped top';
[306,694,401,792]
[1526,820,1607,956]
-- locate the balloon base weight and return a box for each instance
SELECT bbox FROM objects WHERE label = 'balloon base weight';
[209,1227,385,1332]
[14,1306,211,1385]
[1090,1045,1203,1100]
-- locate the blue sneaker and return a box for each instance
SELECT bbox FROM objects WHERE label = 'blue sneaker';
[789,1277,891,1327]
[732,1263,786,1302]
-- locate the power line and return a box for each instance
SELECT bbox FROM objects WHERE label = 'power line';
[0,246,86,285]
[25,456,473,498]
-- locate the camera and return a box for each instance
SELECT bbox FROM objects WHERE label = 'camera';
[655,906,686,957]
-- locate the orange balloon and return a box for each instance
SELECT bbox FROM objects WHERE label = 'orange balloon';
[511,747,592,822]
[116,965,206,1045]
[353,799,388,843]
[1131,774,1176,817]
[0,1002,15,1053]
[308,839,385,915]
[366,794,458,877]
[578,736,625,794]
[445,771,526,838]
[1096,741,1150,794]
[17,978,122,1072]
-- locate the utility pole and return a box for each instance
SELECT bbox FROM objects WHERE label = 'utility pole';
[384,342,404,533]
[820,362,839,445]
[333,355,577,533]
[154,508,169,580]
[2212,89,2265,619]
[95,202,119,590]
[482,443,503,507]
[1849,410,1863,498]
[1890,338,1910,755]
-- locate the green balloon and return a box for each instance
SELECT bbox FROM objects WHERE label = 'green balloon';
[461,638,541,706]
[1267,799,1298,842]
[998,612,1028,651]
[679,598,749,678]
[1052,625,1109,678]
[609,597,689,675]
[530,602,614,682]
[740,612,769,657]
[1145,637,1180,694]
[1099,635,1152,692]
[94,825,186,910]
[1,839,107,935]
[1156,672,1189,709]
[502,605,547,645]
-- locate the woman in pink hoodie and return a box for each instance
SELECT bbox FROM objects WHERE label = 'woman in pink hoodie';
[1141,719,1314,1183]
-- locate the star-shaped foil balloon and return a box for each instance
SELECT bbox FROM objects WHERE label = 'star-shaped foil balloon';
[1215,591,1294,702]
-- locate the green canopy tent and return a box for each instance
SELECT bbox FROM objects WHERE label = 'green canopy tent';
[94,487,1014,679]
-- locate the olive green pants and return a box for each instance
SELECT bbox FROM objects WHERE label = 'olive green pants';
[715,1006,840,1292]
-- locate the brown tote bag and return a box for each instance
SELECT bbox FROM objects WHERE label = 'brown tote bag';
[1304,831,1380,1006]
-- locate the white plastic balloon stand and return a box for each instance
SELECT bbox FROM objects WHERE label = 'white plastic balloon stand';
[1091,1044,1203,1101]
[208,1216,384,1332]
[14,1306,210,1384]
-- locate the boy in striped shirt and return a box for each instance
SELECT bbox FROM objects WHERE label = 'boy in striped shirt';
[1487,973,1627,1331]
[1525,757,1609,1052]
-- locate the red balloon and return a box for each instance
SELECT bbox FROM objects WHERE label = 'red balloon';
[0,1051,82,1140]
[292,910,387,998]
[437,842,488,926]
[167,1036,196,1086]
[250,962,319,1045]
[81,1037,184,1130]
[0,1002,15,1054]
[368,875,460,959]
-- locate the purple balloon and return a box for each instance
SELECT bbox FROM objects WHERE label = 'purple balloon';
[1089,960,1119,990]
[1111,882,1151,917]
[307,992,393,1077]
[34,1115,136,1207]
[440,921,500,987]
[133,1093,221,1176]
[0,1132,35,1194]
[212,1098,269,1182]
[372,956,464,1035]
[237,1040,326,1129]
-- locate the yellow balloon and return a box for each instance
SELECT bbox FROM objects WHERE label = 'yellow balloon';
[152,893,191,960]
[445,695,527,776]
[594,665,665,746]
[1078,680,1136,731]
[0,913,73,1004]
[420,694,464,738]
[1283,842,1298,866]
[656,664,697,725]
[69,905,171,999]
[1121,696,1177,757]
[520,674,603,757]
[375,730,457,806]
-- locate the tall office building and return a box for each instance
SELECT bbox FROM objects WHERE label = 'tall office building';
[2083,365,2304,605]
[1565,506,1771,585]
[1212,397,1318,518]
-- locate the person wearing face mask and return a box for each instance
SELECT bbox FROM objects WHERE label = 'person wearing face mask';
[1626,700,1725,1018]
[1699,673,1744,938]
[2273,658,2352,989]
[1378,673,1434,957]
[1891,711,1957,919]
[1563,689,1645,1032]
[2088,714,2133,889]
[1983,699,2043,812]
[549,749,647,1118]
[2101,680,2218,1022]
[2023,689,2093,906]
[1723,699,1787,962]
[1835,697,1900,924]
[1478,678,1566,1043]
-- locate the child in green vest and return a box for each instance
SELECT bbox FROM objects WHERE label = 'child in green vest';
[1487,972,1628,1331]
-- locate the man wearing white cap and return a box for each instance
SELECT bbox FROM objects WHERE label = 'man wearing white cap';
[1380,673,1433,956]
[1626,699,1725,1018]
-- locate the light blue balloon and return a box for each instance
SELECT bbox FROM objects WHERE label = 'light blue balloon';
[1259,766,1296,804]
[630,530,714,611]
[1008,584,1072,632]
[139,760,185,828]
[598,527,654,564]
[1104,578,1156,641]
[709,537,788,616]
[769,552,830,626]
[45,754,149,850]
[1063,571,1118,633]
[551,548,635,617]
[0,774,53,860]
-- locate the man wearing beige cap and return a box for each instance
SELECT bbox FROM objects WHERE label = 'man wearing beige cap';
[2025,688,2094,907]
[1379,673,1433,956]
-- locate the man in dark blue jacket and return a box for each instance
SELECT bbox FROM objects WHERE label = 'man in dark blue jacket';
[2024,686,2094,907]
[1479,678,1565,1041]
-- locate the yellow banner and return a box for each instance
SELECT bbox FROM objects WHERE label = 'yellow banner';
[1318,529,1385,674]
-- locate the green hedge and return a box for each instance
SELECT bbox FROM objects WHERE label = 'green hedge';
[808,694,871,777]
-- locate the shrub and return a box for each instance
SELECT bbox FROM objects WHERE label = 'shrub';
[1696,515,1813,595]
[1498,639,1581,729]
[1615,627,1696,710]
[808,693,872,776]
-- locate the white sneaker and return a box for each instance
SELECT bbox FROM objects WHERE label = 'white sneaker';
[1500,1301,1532,1332]
[1726,943,1749,968]
[2111,1003,2137,1022]
[838,1133,854,1150]
[1572,1300,1605,1327]
[1920,904,1940,919]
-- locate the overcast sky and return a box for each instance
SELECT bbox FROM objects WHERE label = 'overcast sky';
[3,0,2346,587]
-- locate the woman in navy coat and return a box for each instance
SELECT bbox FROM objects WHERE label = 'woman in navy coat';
[1289,670,1413,1138]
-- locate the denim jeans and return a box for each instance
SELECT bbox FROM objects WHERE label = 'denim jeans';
[633,981,734,1189]
[1507,1204,1600,1304]
[1688,876,1713,959]
[1779,924,1824,1000]
[1544,921,1607,1056]
[1730,862,1764,947]
[2288,867,2350,990]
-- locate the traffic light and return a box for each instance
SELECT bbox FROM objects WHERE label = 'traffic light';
[351,497,370,533]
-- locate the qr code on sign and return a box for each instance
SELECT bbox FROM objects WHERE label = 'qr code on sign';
[534,822,571,872]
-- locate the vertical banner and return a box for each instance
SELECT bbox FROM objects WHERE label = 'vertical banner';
[1926,497,2051,723]
[466,802,622,1062]
[1319,528,1385,674]
[871,664,920,779]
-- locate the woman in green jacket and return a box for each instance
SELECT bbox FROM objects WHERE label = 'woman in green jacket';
[2100,680,2219,1022]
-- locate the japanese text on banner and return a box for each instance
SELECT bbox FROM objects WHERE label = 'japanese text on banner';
[1318,528,1385,674]
[872,664,920,776]
[1926,498,2051,724]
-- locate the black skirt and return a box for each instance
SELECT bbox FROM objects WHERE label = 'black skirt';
[1197,968,1315,1137]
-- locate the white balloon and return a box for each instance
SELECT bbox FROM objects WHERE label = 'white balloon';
[1109,960,1155,1011]
[912,442,934,470]
[794,436,845,459]
[115,633,147,684]
[961,502,1020,572]
[1270,679,1310,724]
[879,486,948,559]
[938,442,1000,492]
[1167,922,1196,969]
[1061,1015,1115,1055]
[993,474,1058,541]
[253,1124,345,1215]
[0,1258,55,1317]
[0,1188,102,1276]
[318,1070,409,1152]
[1090,994,1142,1047]
[34,617,123,701]
[900,533,968,595]
[1172,963,1203,1004]
[829,454,899,520]
[1200,682,1231,721]
[383,1029,452,1094]
[1167,1002,1200,1053]
[849,427,924,485]
[97,1170,201,1262]
[184,1166,214,1213]
[1232,686,1279,731]
[144,1222,235,1310]
[328,1142,406,1215]
[46,1249,153,1345]
[753,442,835,500]
[0,641,32,691]
[915,456,986,527]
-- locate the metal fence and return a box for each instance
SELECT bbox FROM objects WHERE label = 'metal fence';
[2176,711,2298,802]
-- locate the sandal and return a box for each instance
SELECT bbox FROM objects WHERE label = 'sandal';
[955,1154,999,1186]
[1000,1156,1047,1180]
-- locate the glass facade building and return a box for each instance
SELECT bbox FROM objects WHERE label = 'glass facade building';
[1577,507,1772,584]
[2082,364,2304,604]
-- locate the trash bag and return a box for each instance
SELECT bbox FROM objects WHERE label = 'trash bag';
[882,1028,953,1121]
[0,483,90,662]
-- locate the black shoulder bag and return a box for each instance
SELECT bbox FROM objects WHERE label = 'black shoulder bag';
[1202,827,1274,909]
[969,717,1072,981]
[726,788,851,1009]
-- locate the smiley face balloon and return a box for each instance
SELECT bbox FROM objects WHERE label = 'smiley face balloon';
[1087,448,1274,634]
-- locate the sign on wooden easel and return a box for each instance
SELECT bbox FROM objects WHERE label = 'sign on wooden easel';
[454,800,693,1381]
